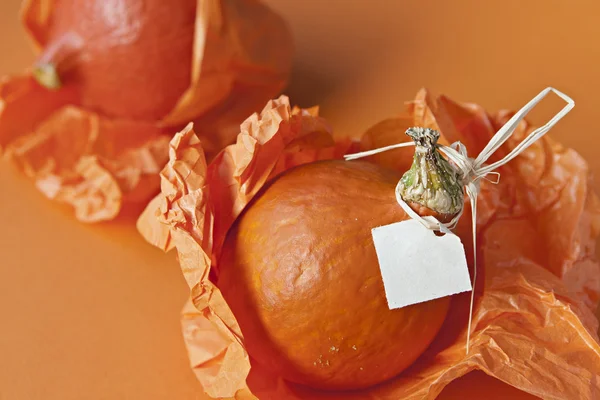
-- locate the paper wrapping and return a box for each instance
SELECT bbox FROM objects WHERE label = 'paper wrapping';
[138,92,600,399]
[0,0,292,222]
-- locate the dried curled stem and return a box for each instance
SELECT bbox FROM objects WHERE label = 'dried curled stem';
[397,127,463,218]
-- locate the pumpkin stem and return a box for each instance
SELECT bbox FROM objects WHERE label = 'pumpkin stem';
[397,127,463,217]
[32,63,62,90]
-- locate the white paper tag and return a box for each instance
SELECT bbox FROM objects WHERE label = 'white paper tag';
[372,219,472,309]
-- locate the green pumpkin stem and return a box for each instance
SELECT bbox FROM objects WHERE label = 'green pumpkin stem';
[32,63,62,90]
[397,127,463,216]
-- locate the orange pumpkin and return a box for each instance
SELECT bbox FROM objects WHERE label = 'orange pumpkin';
[32,0,197,121]
[218,160,451,390]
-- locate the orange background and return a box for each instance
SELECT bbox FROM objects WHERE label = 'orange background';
[1,0,598,398]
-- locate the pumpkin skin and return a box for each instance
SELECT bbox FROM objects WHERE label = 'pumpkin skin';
[40,0,197,121]
[218,160,451,390]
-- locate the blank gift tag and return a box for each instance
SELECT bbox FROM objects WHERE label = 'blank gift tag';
[372,219,472,309]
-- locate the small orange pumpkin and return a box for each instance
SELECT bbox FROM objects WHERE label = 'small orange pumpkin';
[218,160,451,390]
[25,0,293,127]
[31,0,197,121]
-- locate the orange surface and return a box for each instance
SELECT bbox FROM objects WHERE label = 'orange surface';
[1,0,598,399]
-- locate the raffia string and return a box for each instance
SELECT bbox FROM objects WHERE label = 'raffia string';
[344,87,575,353]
